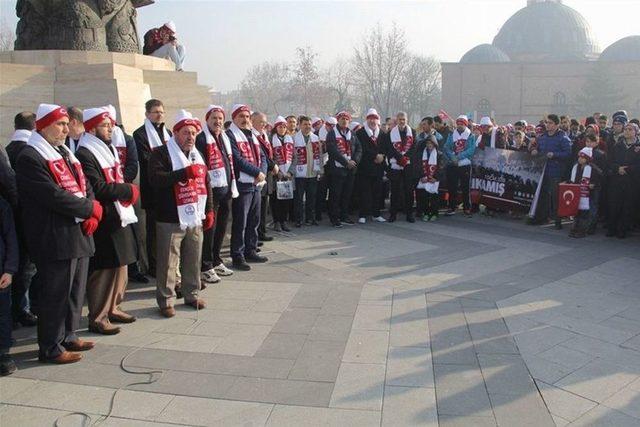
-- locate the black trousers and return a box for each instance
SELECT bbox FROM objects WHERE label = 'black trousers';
[144,208,157,275]
[36,256,88,359]
[356,174,383,218]
[270,191,292,223]
[202,196,231,271]
[607,177,636,236]
[11,249,37,319]
[388,169,416,216]
[329,172,355,223]
[294,178,318,223]
[416,189,439,217]
[259,189,269,237]
[446,165,471,210]
[315,175,329,220]
[231,190,260,259]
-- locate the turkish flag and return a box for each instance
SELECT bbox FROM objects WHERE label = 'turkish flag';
[557,183,581,217]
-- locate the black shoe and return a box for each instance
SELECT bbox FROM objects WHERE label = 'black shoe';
[257,241,264,247]
[406,215,415,223]
[245,252,268,263]
[232,258,251,271]
[130,272,150,284]
[175,288,183,299]
[259,234,274,242]
[16,311,37,327]
[554,220,563,230]
[0,354,17,376]
[281,222,291,232]
[332,221,343,228]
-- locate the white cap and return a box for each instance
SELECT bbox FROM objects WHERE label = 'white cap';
[35,103,68,131]
[164,21,177,33]
[274,115,286,127]
[205,105,225,119]
[578,147,593,159]
[311,116,322,126]
[173,109,202,133]
[106,104,117,123]
[365,108,380,120]
[480,116,492,126]
[325,116,337,125]
[83,106,112,131]
[456,115,469,125]
[231,104,250,119]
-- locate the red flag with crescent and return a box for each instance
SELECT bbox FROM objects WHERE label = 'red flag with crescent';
[557,183,581,217]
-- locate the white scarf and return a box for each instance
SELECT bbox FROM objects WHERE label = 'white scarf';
[570,163,592,210]
[476,127,497,148]
[229,123,261,184]
[333,126,352,168]
[389,126,414,170]
[271,133,294,175]
[365,125,380,141]
[11,129,31,143]
[77,133,138,227]
[144,118,170,150]
[203,125,239,198]
[166,137,208,229]
[28,131,86,223]
[111,125,129,169]
[417,147,439,194]
[293,131,321,178]
[451,127,472,166]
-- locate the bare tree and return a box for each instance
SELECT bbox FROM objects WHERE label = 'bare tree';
[323,58,355,114]
[397,55,442,123]
[291,46,320,114]
[0,18,15,51]
[352,23,408,119]
[240,61,291,115]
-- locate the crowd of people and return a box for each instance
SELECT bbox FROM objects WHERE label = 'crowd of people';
[0,98,638,377]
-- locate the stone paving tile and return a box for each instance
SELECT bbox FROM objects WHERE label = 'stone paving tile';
[307,314,354,342]
[602,381,640,420]
[385,346,434,388]
[329,362,386,411]
[536,344,595,371]
[477,354,538,397]
[0,377,37,401]
[381,386,437,427]
[489,392,555,426]
[0,405,104,427]
[251,290,298,313]
[537,381,598,422]
[554,359,639,403]
[432,363,494,417]
[288,340,345,382]
[266,405,381,426]
[129,370,238,399]
[225,377,334,407]
[254,333,308,359]
[158,395,273,426]
[146,333,223,353]
[438,414,497,427]
[272,308,321,334]
[351,304,392,331]
[571,404,640,427]
[342,329,389,364]
[389,316,430,348]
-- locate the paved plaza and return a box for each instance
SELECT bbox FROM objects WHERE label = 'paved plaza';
[1,215,640,426]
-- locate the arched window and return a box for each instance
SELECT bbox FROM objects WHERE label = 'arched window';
[477,98,491,115]
[553,92,567,105]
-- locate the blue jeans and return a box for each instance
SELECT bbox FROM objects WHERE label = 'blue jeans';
[0,287,12,353]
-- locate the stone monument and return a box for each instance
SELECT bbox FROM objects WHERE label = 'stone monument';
[14,0,154,52]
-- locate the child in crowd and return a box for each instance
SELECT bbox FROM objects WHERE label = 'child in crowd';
[415,138,441,221]
[568,147,599,238]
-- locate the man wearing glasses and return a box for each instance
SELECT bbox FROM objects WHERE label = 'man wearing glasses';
[133,99,172,277]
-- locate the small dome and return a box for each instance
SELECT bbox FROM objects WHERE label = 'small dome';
[493,1,599,62]
[460,44,511,63]
[599,36,640,62]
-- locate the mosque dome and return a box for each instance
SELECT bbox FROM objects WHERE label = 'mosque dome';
[460,44,511,63]
[492,1,599,62]
[599,36,640,62]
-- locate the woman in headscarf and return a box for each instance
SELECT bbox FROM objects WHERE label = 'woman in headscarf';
[270,117,294,232]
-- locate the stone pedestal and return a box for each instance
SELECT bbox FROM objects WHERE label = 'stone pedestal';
[0,50,212,142]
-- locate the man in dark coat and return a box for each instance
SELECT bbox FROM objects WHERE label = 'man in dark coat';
[149,110,214,318]
[4,112,38,327]
[382,111,418,222]
[133,99,171,277]
[195,105,237,284]
[355,108,386,224]
[16,104,102,364]
[326,111,362,227]
[64,107,84,153]
[226,104,268,271]
[76,107,139,335]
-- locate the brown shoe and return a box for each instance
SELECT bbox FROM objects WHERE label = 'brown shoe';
[88,322,121,335]
[109,312,137,324]
[160,307,176,318]
[186,299,206,310]
[62,339,96,351]
[39,351,82,364]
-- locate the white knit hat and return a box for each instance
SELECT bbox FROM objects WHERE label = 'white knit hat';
[173,109,201,133]
[35,103,68,131]
[164,21,177,33]
[231,104,250,120]
[365,108,380,120]
[83,106,112,131]
[480,116,492,126]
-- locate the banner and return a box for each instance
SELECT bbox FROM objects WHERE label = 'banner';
[469,148,547,212]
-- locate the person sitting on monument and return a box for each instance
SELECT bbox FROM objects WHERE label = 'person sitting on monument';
[143,21,186,71]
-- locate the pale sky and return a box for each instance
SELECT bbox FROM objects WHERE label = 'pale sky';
[1,0,638,91]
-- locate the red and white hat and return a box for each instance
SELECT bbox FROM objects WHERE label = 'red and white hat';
[205,104,225,120]
[35,103,69,131]
[83,106,113,132]
[273,116,287,128]
[578,147,593,161]
[106,104,118,123]
[325,116,337,126]
[311,117,323,127]
[231,104,250,120]
[173,109,202,134]
[365,108,380,120]
[163,21,177,34]
[456,115,469,126]
[479,116,492,127]
[336,111,352,121]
